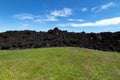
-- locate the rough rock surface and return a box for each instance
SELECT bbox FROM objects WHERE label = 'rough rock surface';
[0,28,120,52]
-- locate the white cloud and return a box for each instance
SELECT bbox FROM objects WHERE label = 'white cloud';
[18,24,30,29]
[46,8,72,21]
[81,7,87,12]
[34,16,58,22]
[13,8,72,22]
[33,19,42,23]
[45,15,58,21]
[101,2,116,10]
[13,13,35,20]
[50,8,72,17]
[91,7,97,12]
[67,19,84,22]
[44,8,72,21]
[67,19,74,21]
[57,17,120,27]
[91,2,117,12]
[13,13,58,22]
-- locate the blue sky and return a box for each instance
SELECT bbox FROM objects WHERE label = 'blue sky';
[0,0,120,32]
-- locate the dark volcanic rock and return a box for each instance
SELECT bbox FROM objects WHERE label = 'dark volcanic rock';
[0,28,120,52]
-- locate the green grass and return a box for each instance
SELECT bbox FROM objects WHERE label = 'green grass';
[0,47,120,80]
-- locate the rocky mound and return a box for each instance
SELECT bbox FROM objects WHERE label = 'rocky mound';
[0,28,120,52]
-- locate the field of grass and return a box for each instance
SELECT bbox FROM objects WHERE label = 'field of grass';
[0,47,120,80]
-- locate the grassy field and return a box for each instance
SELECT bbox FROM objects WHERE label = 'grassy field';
[0,47,120,80]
